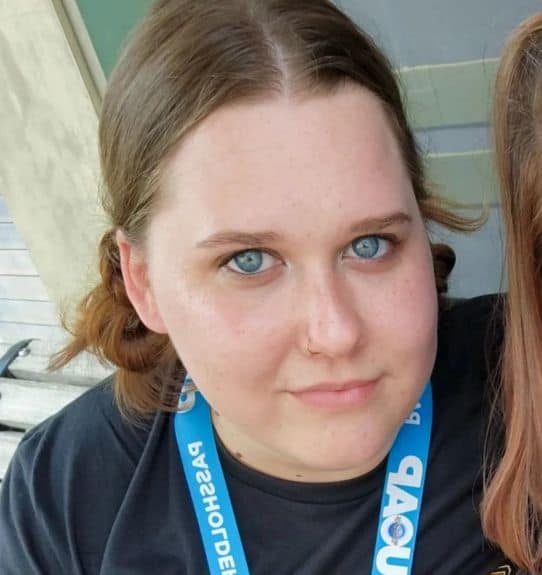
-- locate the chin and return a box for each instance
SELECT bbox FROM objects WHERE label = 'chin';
[296,445,389,482]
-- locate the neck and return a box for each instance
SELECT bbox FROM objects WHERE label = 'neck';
[212,412,393,483]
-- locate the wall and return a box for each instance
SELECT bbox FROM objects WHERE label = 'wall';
[4,1,542,302]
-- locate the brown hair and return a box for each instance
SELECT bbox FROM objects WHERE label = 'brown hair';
[482,13,542,573]
[51,0,477,416]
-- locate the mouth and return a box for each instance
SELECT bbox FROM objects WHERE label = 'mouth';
[290,379,378,410]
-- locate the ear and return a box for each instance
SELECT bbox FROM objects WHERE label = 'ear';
[116,230,168,334]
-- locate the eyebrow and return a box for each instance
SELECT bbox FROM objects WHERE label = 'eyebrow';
[196,211,412,249]
[196,231,282,249]
[349,212,412,235]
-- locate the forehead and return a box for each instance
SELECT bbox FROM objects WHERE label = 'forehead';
[158,86,415,236]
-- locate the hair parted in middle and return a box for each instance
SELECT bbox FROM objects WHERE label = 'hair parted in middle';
[51,0,479,417]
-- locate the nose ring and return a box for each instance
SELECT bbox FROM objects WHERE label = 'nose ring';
[306,339,319,355]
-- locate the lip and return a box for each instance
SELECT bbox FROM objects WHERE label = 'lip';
[290,379,378,410]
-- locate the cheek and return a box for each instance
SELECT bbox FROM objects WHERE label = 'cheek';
[398,250,438,368]
[151,273,290,383]
[397,273,438,354]
[369,240,438,367]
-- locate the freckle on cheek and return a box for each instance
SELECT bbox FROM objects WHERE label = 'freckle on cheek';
[235,452,243,460]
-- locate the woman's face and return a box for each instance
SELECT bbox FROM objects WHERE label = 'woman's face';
[137,85,438,482]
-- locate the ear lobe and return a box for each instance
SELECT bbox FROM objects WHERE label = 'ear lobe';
[116,230,168,334]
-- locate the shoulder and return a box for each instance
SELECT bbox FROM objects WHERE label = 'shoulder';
[422,295,505,552]
[436,294,504,375]
[438,293,503,343]
[432,294,504,426]
[17,377,147,475]
[0,377,152,573]
[9,376,152,518]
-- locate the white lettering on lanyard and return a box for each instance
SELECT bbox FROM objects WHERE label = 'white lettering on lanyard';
[405,402,422,426]
[188,441,238,575]
[375,401,424,575]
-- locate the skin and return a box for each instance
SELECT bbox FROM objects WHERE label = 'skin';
[119,85,438,483]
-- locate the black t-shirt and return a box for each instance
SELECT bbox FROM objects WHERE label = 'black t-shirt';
[0,295,516,574]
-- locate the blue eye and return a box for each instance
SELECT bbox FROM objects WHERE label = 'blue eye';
[349,236,390,260]
[231,250,262,273]
[226,249,277,275]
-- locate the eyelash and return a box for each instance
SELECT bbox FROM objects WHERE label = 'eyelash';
[220,234,399,277]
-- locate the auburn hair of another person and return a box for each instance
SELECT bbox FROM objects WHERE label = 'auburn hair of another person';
[482,12,542,574]
[51,0,479,417]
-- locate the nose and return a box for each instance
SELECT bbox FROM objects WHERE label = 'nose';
[299,271,364,359]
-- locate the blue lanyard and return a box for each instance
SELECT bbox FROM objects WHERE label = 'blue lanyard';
[370,383,432,575]
[174,377,432,575]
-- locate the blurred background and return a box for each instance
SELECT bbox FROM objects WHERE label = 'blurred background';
[1,0,541,368]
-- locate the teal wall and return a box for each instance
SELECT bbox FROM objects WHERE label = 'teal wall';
[75,0,152,77]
